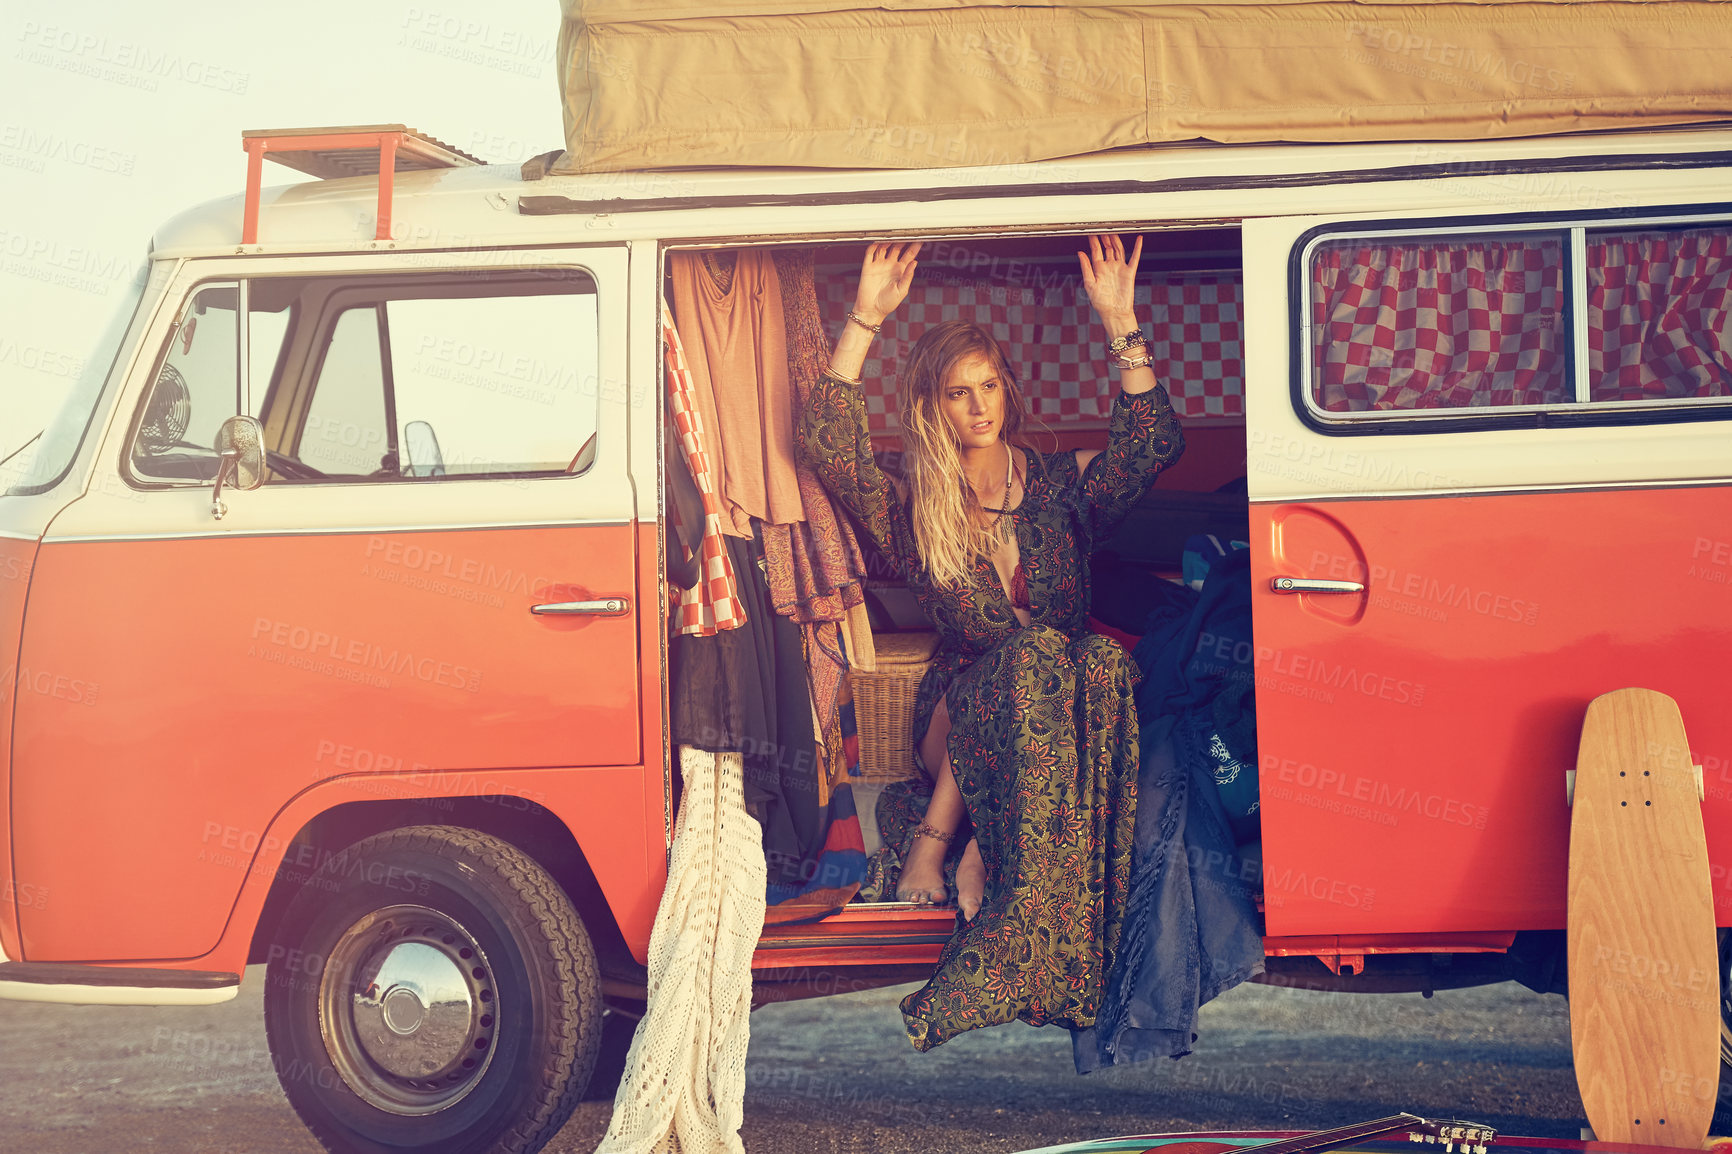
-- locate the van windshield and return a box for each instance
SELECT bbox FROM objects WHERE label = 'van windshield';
[3,261,152,498]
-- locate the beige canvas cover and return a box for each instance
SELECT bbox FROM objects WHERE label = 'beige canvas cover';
[551,0,1732,173]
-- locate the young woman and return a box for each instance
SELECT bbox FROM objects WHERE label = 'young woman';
[797,234,1186,1050]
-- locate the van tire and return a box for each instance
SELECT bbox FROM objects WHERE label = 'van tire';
[263,825,601,1154]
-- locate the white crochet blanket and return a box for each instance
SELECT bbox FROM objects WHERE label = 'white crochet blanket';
[596,747,766,1154]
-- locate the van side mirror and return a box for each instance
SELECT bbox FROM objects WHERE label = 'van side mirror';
[404,419,446,478]
[211,415,264,520]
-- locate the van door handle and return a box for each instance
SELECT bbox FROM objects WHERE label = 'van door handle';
[1270,577,1365,595]
[530,598,631,616]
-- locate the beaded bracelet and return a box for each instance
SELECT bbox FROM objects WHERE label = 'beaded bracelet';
[846,309,883,336]
[912,822,955,845]
[1108,328,1147,355]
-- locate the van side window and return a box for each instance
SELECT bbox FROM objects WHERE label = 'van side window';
[1309,235,1567,414]
[130,282,296,482]
[267,269,601,483]
[299,307,390,475]
[1587,227,1732,403]
[383,292,599,478]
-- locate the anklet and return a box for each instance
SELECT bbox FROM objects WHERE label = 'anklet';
[912,822,954,845]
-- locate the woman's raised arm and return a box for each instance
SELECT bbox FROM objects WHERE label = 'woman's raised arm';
[1078,232,1155,397]
[830,241,921,382]
[796,242,924,570]
[1073,233,1184,539]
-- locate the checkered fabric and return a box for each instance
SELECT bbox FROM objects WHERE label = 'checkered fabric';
[663,303,747,636]
[1587,228,1732,402]
[818,266,1243,431]
[1310,238,1568,412]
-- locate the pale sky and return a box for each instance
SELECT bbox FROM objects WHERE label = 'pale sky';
[0,0,565,467]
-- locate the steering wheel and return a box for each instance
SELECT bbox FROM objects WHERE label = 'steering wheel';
[265,450,329,481]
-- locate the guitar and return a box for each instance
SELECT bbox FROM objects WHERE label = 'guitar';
[1144,1114,1497,1154]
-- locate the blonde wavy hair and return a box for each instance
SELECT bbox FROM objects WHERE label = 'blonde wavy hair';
[898,322,1031,587]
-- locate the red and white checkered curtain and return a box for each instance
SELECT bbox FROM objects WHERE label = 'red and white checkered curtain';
[1587,228,1732,402]
[819,269,1243,431]
[662,303,747,637]
[1310,238,1568,412]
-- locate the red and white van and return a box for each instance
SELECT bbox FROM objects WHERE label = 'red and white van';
[4,123,1732,1153]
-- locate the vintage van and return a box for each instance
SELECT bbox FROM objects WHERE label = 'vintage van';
[4,121,1732,1153]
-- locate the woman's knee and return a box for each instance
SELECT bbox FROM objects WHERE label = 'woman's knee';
[1006,624,1069,665]
[1071,634,1138,688]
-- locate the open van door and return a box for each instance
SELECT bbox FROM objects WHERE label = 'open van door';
[1242,206,1732,940]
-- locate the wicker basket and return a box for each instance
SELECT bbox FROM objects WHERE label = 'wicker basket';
[853,631,940,782]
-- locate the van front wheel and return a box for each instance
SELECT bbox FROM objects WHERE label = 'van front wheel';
[263,825,601,1154]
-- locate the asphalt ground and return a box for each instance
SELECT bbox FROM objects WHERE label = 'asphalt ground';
[0,967,1588,1154]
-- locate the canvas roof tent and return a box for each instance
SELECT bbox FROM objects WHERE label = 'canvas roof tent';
[551,0,1732,174]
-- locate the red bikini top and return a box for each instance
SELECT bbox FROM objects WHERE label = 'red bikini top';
[1009,561,1030,611]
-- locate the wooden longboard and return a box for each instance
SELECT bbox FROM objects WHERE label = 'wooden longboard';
[1569,688,1720,1149]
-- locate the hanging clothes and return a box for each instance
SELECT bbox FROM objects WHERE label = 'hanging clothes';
[669,251,806,535]
[670,528,865,922]
[662,304,746,637]
[812,623,863,791]
[667,249,881,922]
[668,250,875,922]
[1073,549,1265,1071]
[803,619,849,784]
[595,747,763,1154]
[764,250,874,641]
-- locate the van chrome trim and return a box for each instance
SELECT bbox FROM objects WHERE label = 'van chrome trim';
[1249,476,1732,504]
[46,518,633,544]
[0,529,38,542]
[0,980,242,1007]
[1568,228,1592,405]
[520,150,1732,218]
[1271,577,1365,595]
[531,598,630,616]
[0,961,240,989]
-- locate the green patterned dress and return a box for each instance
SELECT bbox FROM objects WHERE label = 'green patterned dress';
[797,375,1185,1050]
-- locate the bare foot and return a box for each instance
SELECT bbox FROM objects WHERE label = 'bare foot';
[956,838,985,921]
[896,832,949,905]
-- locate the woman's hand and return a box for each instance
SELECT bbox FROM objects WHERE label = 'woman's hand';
[853,241,923,325]
[1077,233,1144,333]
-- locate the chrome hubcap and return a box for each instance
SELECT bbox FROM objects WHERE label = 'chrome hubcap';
[320,905,499,1115]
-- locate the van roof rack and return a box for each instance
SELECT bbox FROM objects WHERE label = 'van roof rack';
[240,124,484,244]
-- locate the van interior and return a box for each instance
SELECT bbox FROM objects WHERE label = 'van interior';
[663,225,1255,947]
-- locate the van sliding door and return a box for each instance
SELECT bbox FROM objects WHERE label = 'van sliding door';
[1242,208,1732,938]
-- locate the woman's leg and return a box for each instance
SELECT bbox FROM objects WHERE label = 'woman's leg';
[897,697,966,905]
[955,832,985,922]
[899,697,987,919]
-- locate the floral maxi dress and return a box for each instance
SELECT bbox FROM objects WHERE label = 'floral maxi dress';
[797,376,1185,1050]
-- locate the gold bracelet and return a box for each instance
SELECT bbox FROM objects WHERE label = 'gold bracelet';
[846,309,883,336]
[823,364,862,387]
